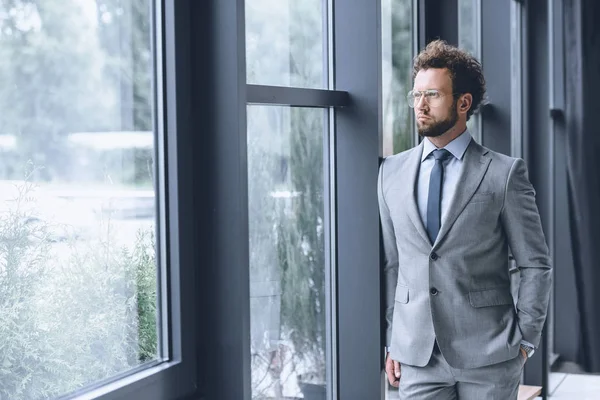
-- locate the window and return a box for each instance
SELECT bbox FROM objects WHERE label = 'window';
[458,0,480,57]
[246,0,325,88]
[0,1,189,399]
[199,0,383,396]
[381,0,414,396]
[382,0,415,157]
[246,1,334,398]
[458,0,482,143]
[247,106,327,399]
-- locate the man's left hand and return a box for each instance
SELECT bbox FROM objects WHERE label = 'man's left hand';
[520,347,528,362]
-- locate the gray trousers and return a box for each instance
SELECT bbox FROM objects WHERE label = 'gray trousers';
[398,343,524,400]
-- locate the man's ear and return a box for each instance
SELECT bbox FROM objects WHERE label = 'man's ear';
[459,94,473,113]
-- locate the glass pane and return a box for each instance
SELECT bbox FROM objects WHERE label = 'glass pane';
[458,0,480,57]
[382,0,413,396]
[458,0,482,141]
[382,0,414,157]
[247,106,328,399]
[246,0,325,88]
[0,1,159,398]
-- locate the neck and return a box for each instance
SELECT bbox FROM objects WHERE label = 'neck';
[428,122,467,148]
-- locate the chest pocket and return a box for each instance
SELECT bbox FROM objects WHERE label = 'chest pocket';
[468,192,494,204]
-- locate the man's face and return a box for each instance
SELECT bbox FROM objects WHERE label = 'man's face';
[412,68,459,138]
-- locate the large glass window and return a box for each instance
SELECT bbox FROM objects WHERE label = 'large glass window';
[246,0,325,88]
[458,0,482,142]
[247,105,328,399]
[381,0,414,157]
[381,0,413,396]
[0,1,160,398]
[458,0,480,57]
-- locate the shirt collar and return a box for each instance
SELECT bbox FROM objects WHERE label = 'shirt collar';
[421,129,472,162]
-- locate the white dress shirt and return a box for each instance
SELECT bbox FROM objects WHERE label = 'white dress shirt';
[417,129,472,229]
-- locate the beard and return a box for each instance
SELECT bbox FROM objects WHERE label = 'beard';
[417,100,459,138]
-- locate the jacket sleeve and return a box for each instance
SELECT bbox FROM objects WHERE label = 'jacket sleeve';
[378,158,399,348]
[501,158,552,348]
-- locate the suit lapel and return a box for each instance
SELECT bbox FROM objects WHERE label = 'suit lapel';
[405,141,432,246]
[433,140,491,248]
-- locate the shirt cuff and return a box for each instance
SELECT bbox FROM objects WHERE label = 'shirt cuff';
[520,340,535,349]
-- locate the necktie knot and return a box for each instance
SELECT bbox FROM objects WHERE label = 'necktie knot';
[433,148,452,162]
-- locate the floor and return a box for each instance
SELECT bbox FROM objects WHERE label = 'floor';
[540,372,600,399]
[384,370,600,399]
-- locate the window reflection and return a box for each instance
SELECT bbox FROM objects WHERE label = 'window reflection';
[458,0,482,141]
[382,0,413,396]
[247,106,328,399]
[382,0,414,157]
[246,0,325,88]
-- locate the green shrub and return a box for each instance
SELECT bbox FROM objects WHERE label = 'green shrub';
[0,184,158,399]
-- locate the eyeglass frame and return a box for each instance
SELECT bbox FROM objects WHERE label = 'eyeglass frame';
[406,89,462,108]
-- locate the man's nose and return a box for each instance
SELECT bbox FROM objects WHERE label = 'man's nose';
[415,96,428,111]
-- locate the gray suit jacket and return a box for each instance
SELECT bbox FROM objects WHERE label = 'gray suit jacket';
[378,139,552,369]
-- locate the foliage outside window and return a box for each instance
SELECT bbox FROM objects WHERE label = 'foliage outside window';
[246,0,325,88]
[248,106,326,399]
[0,1,159,399]
[246,1,328,399]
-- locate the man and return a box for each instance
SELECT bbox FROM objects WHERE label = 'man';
[378,40,552,399]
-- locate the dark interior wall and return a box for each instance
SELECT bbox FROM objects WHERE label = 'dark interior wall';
[553,124,579,361]
[524,0,552,390]
[526,0,551,213]
[522,0,582,372]
[551,0,579,364]
[563,0,600,373]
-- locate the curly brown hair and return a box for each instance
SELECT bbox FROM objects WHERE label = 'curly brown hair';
[413,39,486,120]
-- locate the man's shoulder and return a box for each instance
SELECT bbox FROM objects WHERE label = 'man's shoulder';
[477,143,520,169]
[471,144,528,187]
[381,145,419,168]
[378,146,420,187]
[485,146,517,162]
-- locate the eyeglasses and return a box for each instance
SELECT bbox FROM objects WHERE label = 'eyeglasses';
[406,89,456,108]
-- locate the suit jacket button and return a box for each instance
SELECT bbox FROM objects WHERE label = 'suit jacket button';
[430,288,439,295]
[430,252,439,260]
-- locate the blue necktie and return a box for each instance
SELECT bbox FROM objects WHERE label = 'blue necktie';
[426,149,452,244]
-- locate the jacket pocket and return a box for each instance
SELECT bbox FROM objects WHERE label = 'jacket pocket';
[395,284,409,304]
[469,286,513,308]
